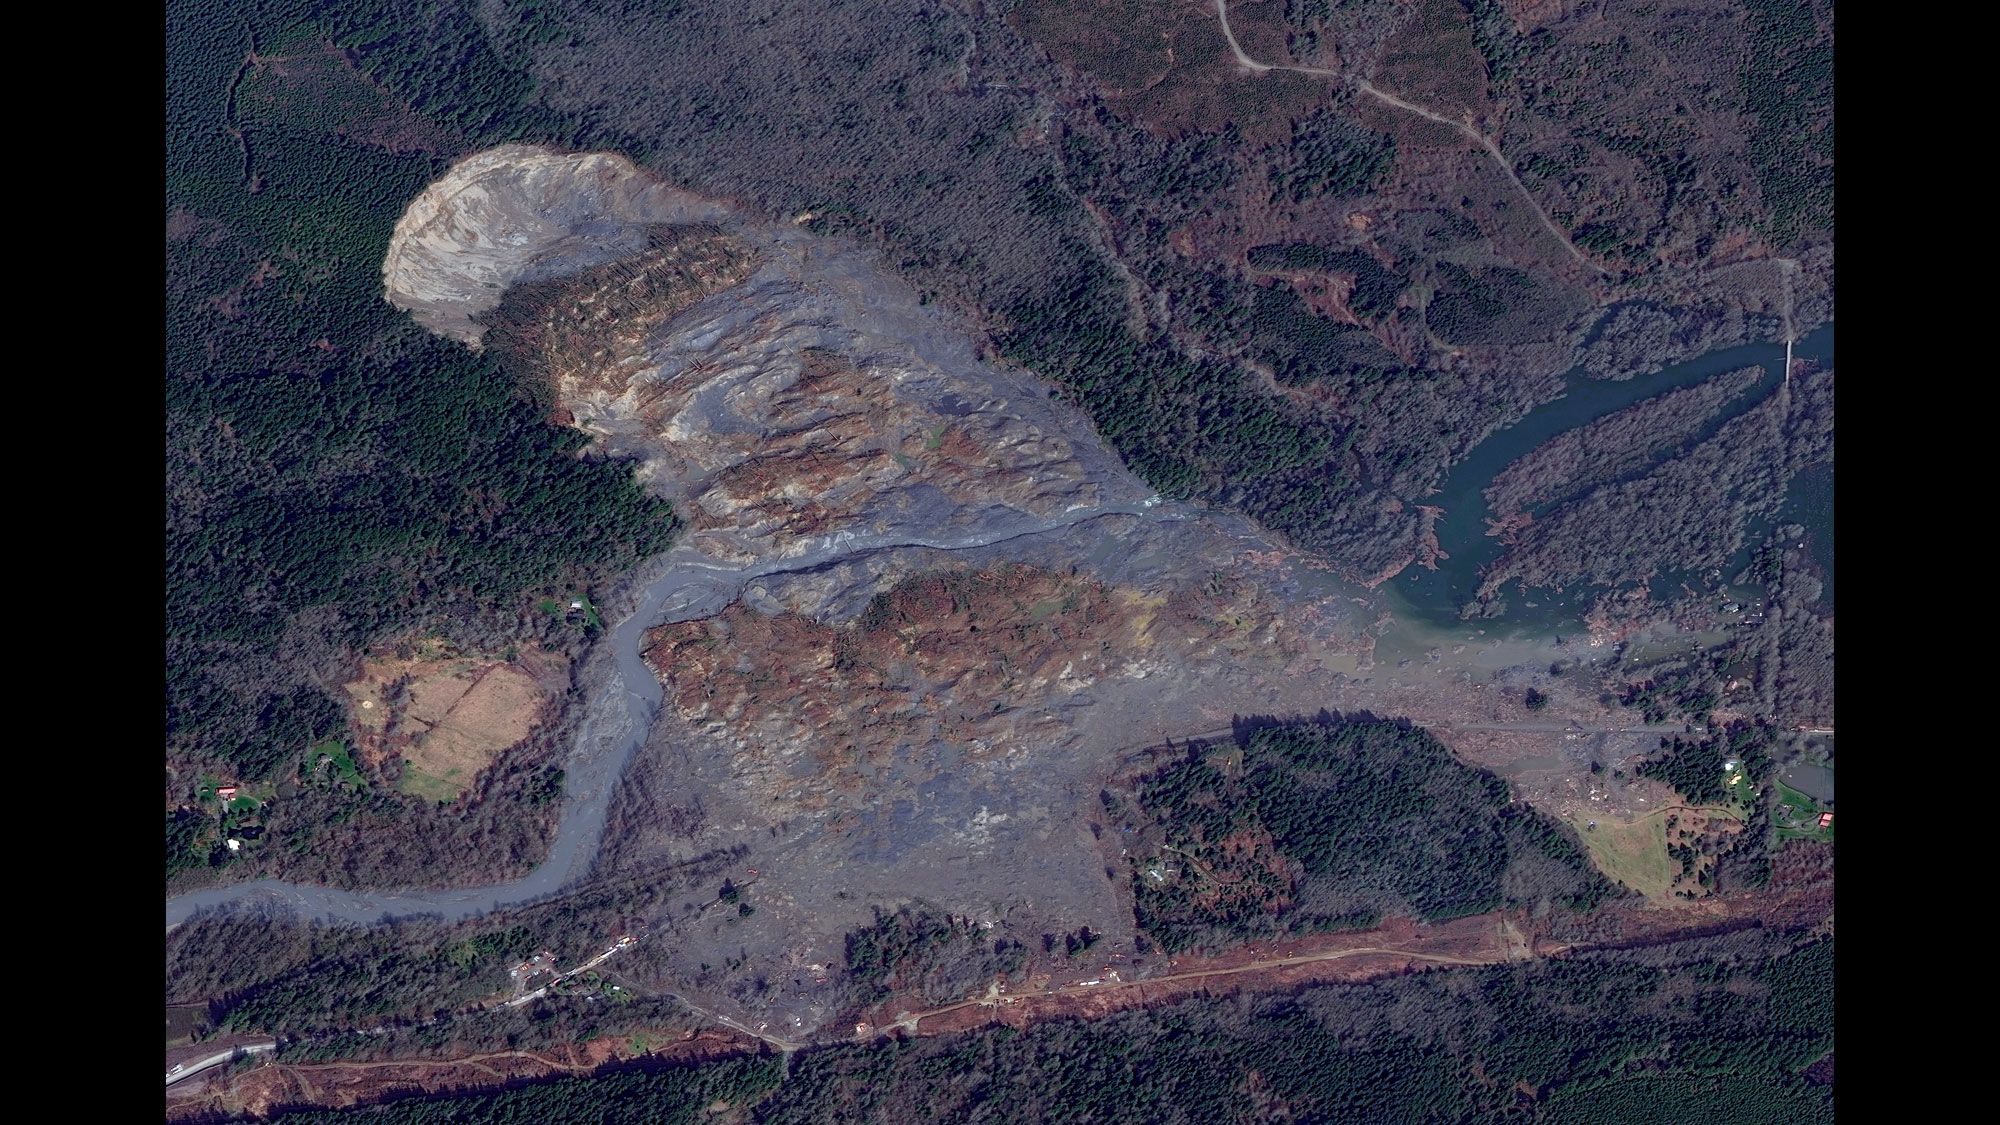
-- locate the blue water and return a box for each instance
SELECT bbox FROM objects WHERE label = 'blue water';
[1389,324,1834,635]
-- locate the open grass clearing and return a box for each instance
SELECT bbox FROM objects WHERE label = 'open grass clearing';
[1567,808,1673,899]
[166,1004,208,1047]
[1569,801,1749,899]
[398,764,462,804]
[1773,780,1834,842]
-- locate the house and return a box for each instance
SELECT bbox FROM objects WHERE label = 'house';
[1817,812,1833,829]
[216,785,238,801]
[513,951,558,979]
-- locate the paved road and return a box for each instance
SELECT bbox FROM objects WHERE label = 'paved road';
[505,939,634,1008]
[166,1042,276,1087]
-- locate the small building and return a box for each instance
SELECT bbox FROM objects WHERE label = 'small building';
[569,599,584,610]
[1817,812,1834,829]
[225,839,243,852]
[216,785,238,801]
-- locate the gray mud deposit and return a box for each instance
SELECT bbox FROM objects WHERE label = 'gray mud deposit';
[170,148,1612,1038]
[383,146,733,346]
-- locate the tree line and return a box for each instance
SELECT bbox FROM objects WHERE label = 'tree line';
[246,933,1832,1122]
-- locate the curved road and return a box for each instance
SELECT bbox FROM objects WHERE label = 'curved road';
[1214,0,1604,276]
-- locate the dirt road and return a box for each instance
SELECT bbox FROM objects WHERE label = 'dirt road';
[1442,720,1682,735]
[1213,0,1604,276]
[175,883,1826,1117]
[868,912,1536,1032]
[505,938,634,1008]
[878,940,1513,1038]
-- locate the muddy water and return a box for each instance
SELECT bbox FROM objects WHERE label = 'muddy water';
[166,324,1834,929]
[1389,324,1835,637]
[165,499,1186,929]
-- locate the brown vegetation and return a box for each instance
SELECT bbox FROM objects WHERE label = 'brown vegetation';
[678,350,1097,553]
[860,882,1828,1041]
[642,563,1289,814]
[344,641,562,800]
[170,879,1830,1118]
[1371,0,1494,131]
[484,226,760,412]
[1011,0,1326,143]
[168,1029,755,1122]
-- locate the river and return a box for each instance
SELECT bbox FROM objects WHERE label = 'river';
[165,498,1186,929]
[166,327,1833,928]
[1388,324,1834,636]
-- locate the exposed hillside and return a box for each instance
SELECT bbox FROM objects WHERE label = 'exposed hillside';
[166,3,681,889]
[198,933,1834,1123]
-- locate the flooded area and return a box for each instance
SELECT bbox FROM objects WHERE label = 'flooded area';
[167,144,1831,959]
[1497,752,1574,780]
[1389,324,1835,639]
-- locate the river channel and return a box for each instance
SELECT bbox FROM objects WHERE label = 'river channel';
[1389,324,1834,636]
[166,328,1832,929]
[165,499,1185,928]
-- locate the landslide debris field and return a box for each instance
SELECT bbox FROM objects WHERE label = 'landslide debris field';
[172,147,1779,1047]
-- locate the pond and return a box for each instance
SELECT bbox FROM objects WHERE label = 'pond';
[1782,760,1836,804]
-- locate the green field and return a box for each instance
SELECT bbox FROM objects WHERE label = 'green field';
[314,740,365,787]
[1567,809,1674,899]
[398,764,463,804]
[1567,803,1745,900]
[1773,781,1834,842]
